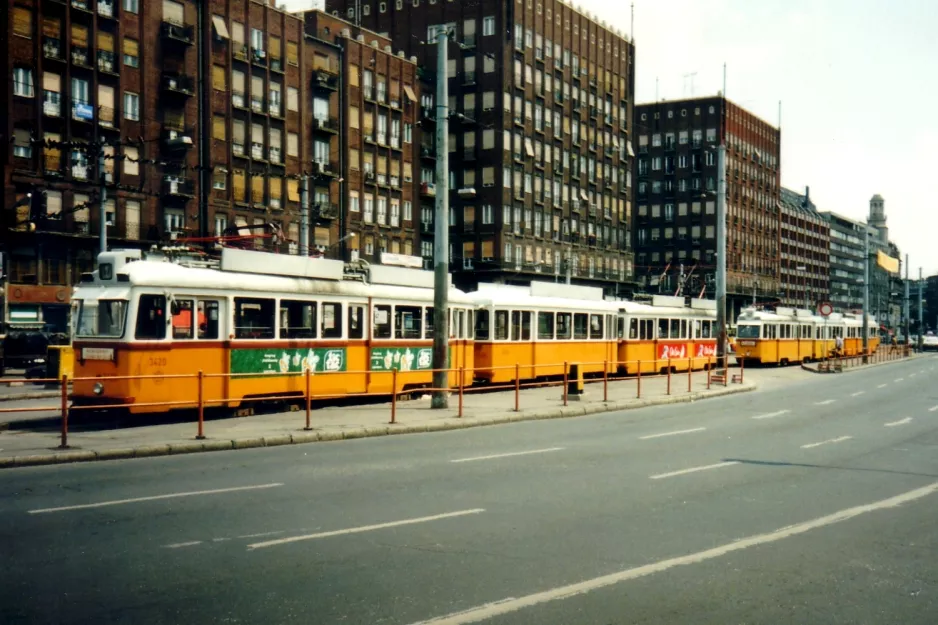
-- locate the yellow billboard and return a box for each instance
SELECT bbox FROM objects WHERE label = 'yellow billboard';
[876,250,899,274]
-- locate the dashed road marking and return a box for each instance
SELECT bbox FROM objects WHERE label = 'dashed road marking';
[929,406,938,412]
[639,427,706,440]
[164,541,202,549]
[815,399,836,406]
[405,482,938,625]
[885,418,912,427]
[752,410,791,420]
[850,391,865,397]
[248,509,486,549]
[895,378,905,382]
[801,436,852,449]
[28,483,285,515]
[649,461,740,480]
[451,447,564,463]
[877,384,888,389]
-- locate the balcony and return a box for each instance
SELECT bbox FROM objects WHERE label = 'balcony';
[71,161,90,180]
[71,100,94,122]
[233,45,249,62]
[71,46,92,68]
[420,145,436,160]
[251,142,265,160]
[71,0,91,11]
[251,47,267,66]
[314,203,339,219]
[97,50,118,74]
[269,147,282,163]
[232,91,246,109]
[43,91,62,117]
[161,20,194,46]
[161,126,194,152]
[420,182,436,198]
[362,86,375,101]
[311,160,338,178]
[312,116,339,134]
[98,105,117,129]
[270,57,283,73]
[421,106,436,123]
[161,176,195,199]
[251,98,265,114]
[313,70,339,91]
[97,0,115,18]
[43,38,64,61]
[463,148,476,161]
[462,71,476,85]
[161,73,194,97]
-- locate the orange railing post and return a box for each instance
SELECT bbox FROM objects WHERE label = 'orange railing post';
[688,357,693,393]
[668,357,671,395]
[390,368,398,424]
[707,356,712,389]
[514,363,520,412]
[196,370,206,440]
[304,368,312,431]
[458,367,464,418]
[637,360,642,398]
[603,360,608,402]
[58,374,69,449]
[739,356,744,384]
[563,361,569,407]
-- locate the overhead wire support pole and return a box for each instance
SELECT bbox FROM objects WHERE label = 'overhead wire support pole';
[431,28,450,409]
[904,254,910,345]
[715,66,727,372]
[918,267,924,351]
[862,221,870,360]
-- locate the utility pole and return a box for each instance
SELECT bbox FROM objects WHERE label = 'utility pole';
[565,245,572,285]
[918,267,924,351]
[431,28,450,409]
[904,253,910,343]
[97,137,108,256]
[862,222,870,359]
[299,174,309,256]
[715,66,728,371]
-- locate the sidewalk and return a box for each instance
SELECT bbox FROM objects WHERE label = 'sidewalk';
[0,371,753,469]
[800,350,923,374]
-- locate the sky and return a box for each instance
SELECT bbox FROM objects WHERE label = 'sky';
[581,0,938,277]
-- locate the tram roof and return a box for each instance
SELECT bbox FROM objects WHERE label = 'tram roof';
[75,260,475,305]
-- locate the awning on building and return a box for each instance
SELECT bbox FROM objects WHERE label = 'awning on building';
[212,15,230,40]
[403,85,417,102]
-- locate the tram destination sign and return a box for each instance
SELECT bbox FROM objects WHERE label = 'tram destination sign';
[230,347,346,376]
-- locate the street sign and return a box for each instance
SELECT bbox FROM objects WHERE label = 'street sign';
[818,302,833,317]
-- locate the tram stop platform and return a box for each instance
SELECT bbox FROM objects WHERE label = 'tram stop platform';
[0,371,755,469]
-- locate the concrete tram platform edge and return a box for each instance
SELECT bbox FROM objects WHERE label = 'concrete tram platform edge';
[0,383,755,470]
[799,353,925,374]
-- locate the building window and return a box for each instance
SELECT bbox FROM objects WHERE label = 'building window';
[212,166,227,190]
[483,16,495,36]
[13,6,32,38]
[13,128,32,158]
[123,91,140,120]
[13,67,34,97]
[123,38,139,67]
[123,0,139,12]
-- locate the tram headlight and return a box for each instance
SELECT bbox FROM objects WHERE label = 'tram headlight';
[93,382,105,396]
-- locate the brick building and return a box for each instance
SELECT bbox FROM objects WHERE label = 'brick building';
[633,96,781,319]
[325,0,636,295]
[778,186,829,309]
[2,0,420,332]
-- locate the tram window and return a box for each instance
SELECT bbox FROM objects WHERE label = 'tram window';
[280,300,317,339]
[475,309,490,340]
[573,313,588,340]
[348,305,365,339]
[556,312,572,339]
[737,324,759,339]
[629,319,638,339]
[135,294,166,340]
[198,300,220,340]
[701,320,712,338]
[657,319,669,339]
[452,309,466,339]
[374,305,392,339]
[321,302,343,338]
[765,324,777,339]
[640,319,653,340]
[425,307,435,337]
[171,299,195,339]
[538,312,554,339]
[510,311,521,341]
[590,315,603,340]
[467,311,474,340]
[607,315,615,339]
[693,320,701,338]
[679,319,688,339]
[521,311,532,340]
[234,298,275,339]
[495,310,509,340]
[395,305,422,339]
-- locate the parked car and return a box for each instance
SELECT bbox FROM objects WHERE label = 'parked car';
[923,333,938,351]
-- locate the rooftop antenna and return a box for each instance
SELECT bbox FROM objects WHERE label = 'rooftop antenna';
[683,71,698,97]
[655,76,659,102]
[630,1,634,42]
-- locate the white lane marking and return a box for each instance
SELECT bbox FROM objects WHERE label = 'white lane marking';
[450,447,564,463]
[885,418,913,427]
[850,391,866,397]
[407,482,938,625]
[910,373,918,378]
[639,427,706,440]
[801,436,852,449]
[248,509,486,549]
[895,378,905,382]
[238,530,286,539]
[27,483,284,515]
[752,410,791,420]
[815,399,836,406]
[649,461,739,480]
[164,541,202,549]
[877,384,888,389]
[929,406,938,412]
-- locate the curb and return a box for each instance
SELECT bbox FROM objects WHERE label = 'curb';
[0,384,755,470]
[0,391,60,403]
[800,354,923,375]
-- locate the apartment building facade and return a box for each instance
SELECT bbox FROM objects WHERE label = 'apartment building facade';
[819,211,867,314]
[633,96,781,319]
[2,0,420,332]
[326,0,636,294]
[778,186,829,309]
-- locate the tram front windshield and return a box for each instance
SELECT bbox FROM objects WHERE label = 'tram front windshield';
[76,299,128,338]
[736,324,761,339]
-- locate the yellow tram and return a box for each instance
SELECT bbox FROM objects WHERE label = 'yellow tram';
[71,249,474,413]
[733,307,879,366]
[616,296,718,375]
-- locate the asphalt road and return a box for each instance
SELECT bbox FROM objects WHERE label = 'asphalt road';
[2,357,938,624]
